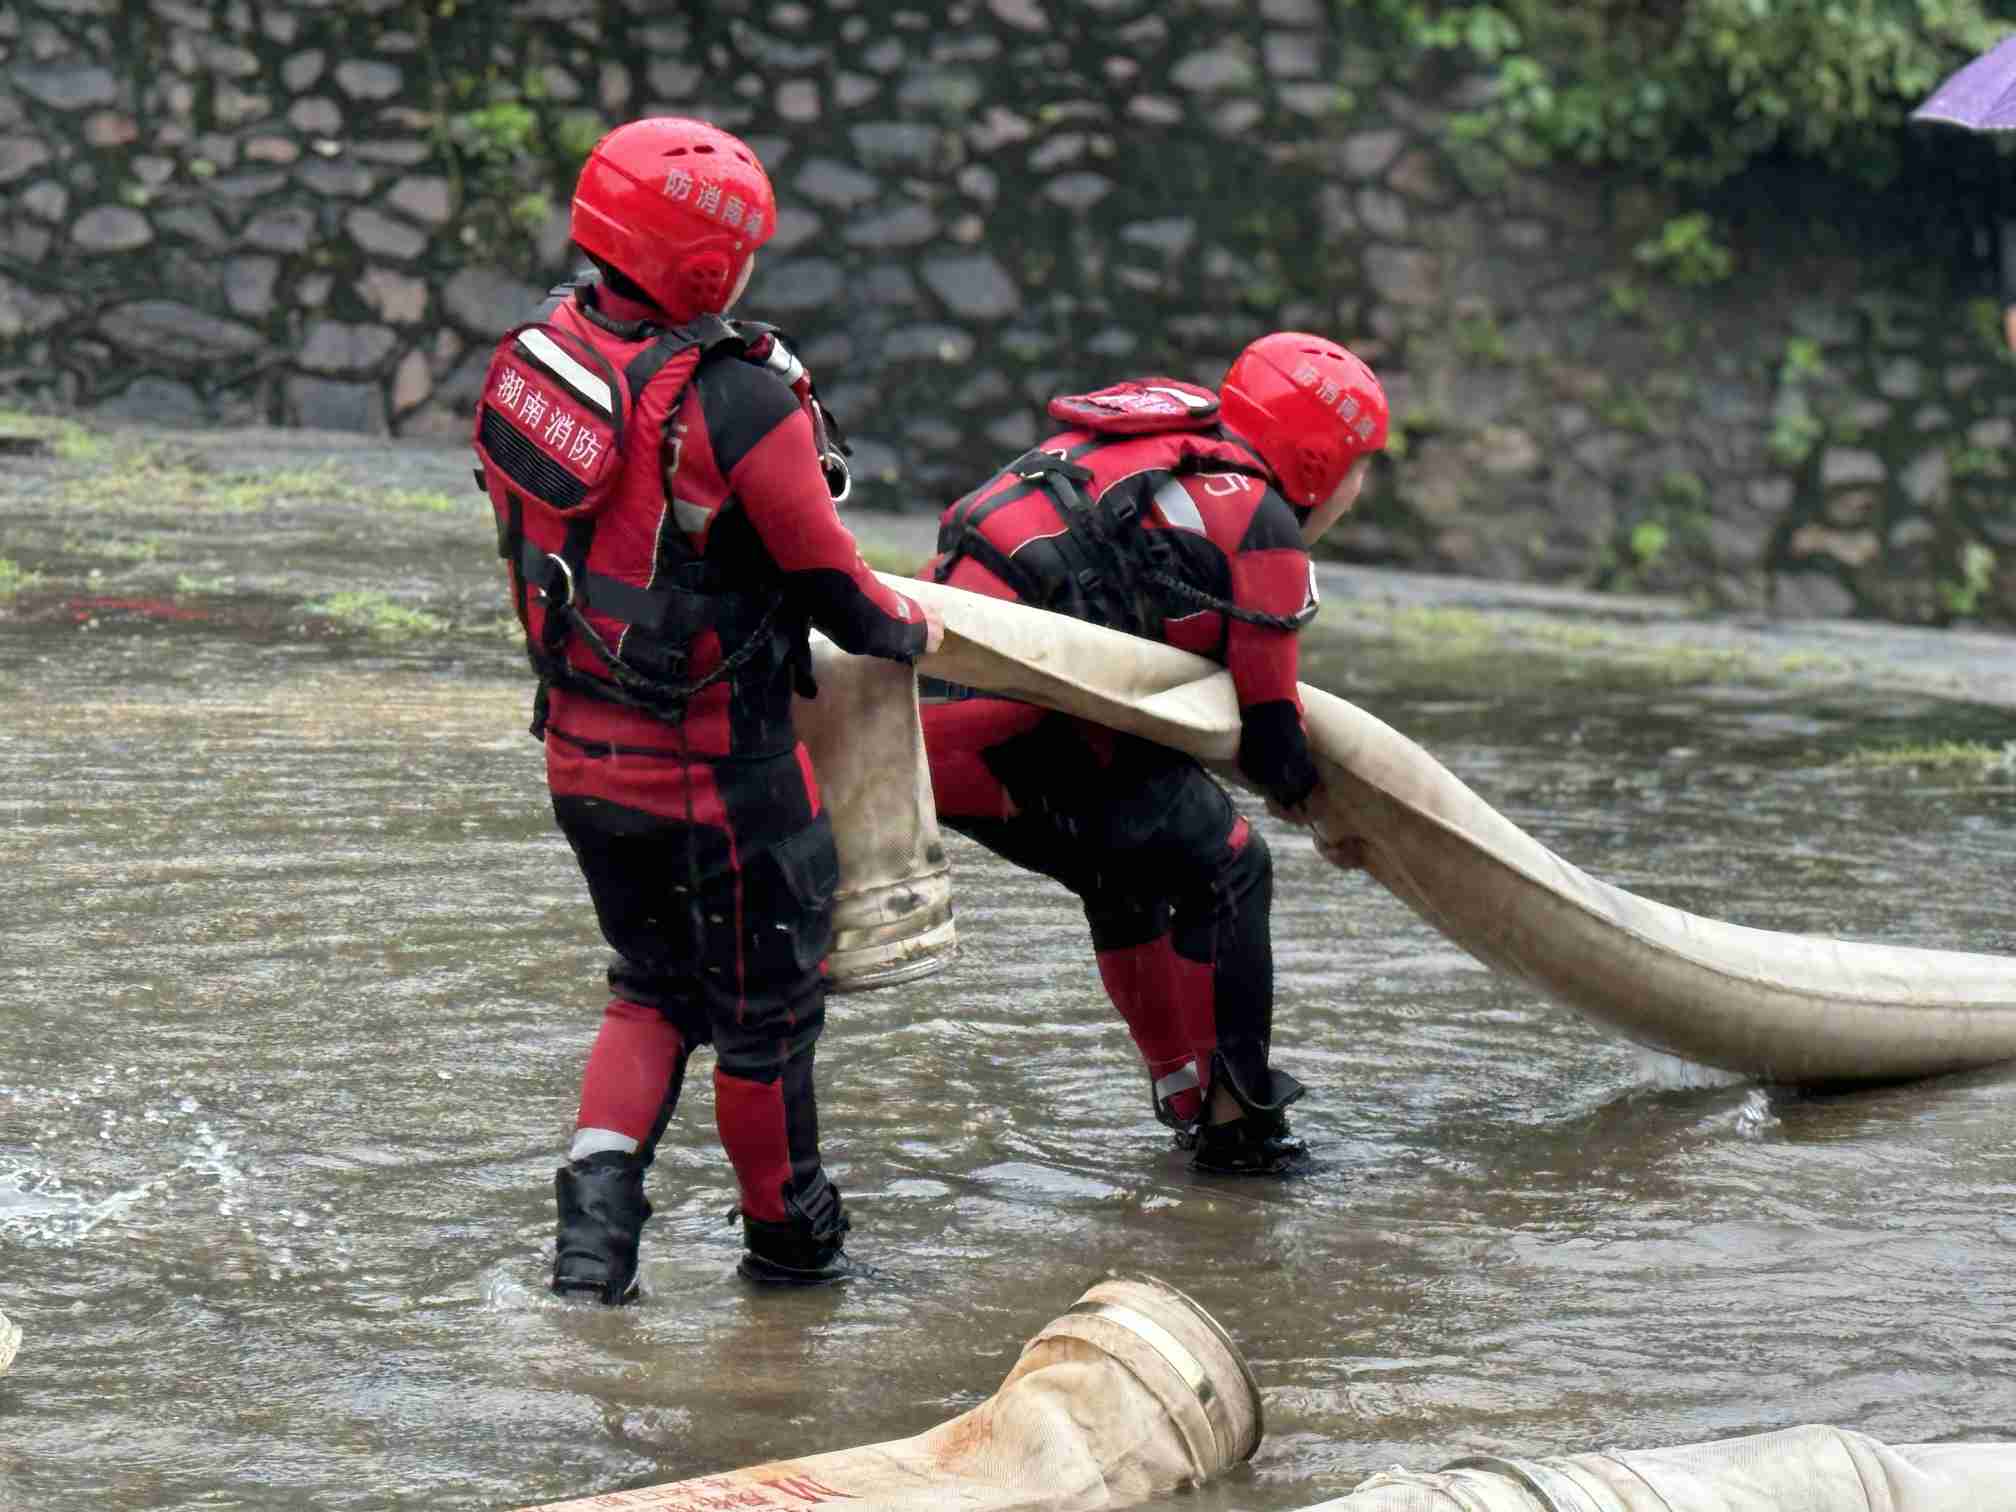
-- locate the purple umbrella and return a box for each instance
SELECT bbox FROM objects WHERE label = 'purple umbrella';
[1913,32,2016,131]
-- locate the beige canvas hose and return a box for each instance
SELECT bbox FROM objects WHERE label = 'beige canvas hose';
[893,576,2016,1084]
[795,634,958,992]
[1299,1425,2016,1510]
[515,1275,1261,1512]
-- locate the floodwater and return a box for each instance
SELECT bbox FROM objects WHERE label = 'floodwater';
[3,579,2015,1511]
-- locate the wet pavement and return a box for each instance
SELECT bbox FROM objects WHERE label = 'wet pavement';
[0,420,2012,1511]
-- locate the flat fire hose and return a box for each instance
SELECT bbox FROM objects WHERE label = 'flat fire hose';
[1300,1426,2016,1510]
[895,575,2016,1084]
[513,1275,1260,1512]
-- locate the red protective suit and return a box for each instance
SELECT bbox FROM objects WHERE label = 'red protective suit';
[920,383,1318,1153]
[485,278,927,1277]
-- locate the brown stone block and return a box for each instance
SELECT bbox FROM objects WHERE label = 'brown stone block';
[1789,523,1880,567]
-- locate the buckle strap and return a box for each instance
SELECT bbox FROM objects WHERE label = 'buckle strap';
[1010,449,1094,487]
[517,537,722,635]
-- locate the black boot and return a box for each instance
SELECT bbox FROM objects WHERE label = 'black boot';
[552,1153,651,1304]
[1190,1110,1312,1175]
[1190,1053,1312,1175]
[737,1173,880,1286]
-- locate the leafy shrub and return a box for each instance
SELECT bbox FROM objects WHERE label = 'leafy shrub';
[1360,0,2007,189]
[1634,212,1736,287]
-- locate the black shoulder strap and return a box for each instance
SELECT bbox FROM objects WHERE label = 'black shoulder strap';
[621,314,744,399]
[930,440,1110,606]
[534,281,578,321]
[1197,427,1276,481]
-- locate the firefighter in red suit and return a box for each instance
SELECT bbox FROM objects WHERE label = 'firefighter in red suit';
[920,337,1387,1174]
[475,118,943,1300]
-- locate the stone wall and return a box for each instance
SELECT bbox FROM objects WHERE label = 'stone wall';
[4,0,2012,626]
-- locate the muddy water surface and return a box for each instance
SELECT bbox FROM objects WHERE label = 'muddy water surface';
[2,429,2015,1511]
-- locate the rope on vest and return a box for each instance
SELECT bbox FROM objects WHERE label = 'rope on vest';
[1141,569,1315,632]
[524,539,783,734]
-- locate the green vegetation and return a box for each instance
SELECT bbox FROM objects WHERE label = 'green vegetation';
[1595,386,1655,435]
[1781,338,1827,383]
[56,454,358,516]
[1451,304,1511,363]
[0,429,482,642]
[1351,604,1765,685]
[1605,472,1709,589]
[1936,540,1998,618]
[63,533,162,563]
[857,542,931,577]
[1768,336,1832,465]
[0,409,106,461]
[1604,277,1646,320]
[1768,407,1826,465]
[447,99,557,241]
[418,5,610,278]
[307,591,450,637]
[1844,738,2016,775]
[1633,212,1736,288]
[0,556,41,597]
[380,487,468,513]
[1627,520,1671,573]
[1964,295,2016,355]
[48,446,479,521]
[1951,442,2006,479]
[1366,0,2005,190]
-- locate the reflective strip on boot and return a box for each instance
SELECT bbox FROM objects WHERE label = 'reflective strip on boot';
[1154,1064,1200,1102]
[1153,1062,1204,1129]
[569,1126,641,1161]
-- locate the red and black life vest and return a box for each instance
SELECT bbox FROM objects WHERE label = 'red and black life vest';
[930,379,1312,644]
[473,286,767,735]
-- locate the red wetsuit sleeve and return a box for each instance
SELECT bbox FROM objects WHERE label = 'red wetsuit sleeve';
[1226,548,1310,709]
[1226,538,1321,808]
[730,406,929,662]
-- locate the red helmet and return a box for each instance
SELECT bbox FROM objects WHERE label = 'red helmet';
[570,117,777,322]
[1219,332,1388,510]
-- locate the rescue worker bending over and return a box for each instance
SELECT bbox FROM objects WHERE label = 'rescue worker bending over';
[474,117,943,1301]
[920,335,1386,1174]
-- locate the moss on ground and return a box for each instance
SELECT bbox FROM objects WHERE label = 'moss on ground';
[53,446,477,519]
[0,417,2000,711]
[306,591,451,637]
[857,541,930,578]
[1,419,488,638]
[0,557,42,597]
[0,408,106,461]
[1321,601,1851,694]
[1842,740,2016,778]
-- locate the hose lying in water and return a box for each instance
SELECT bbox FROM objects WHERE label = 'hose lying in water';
[794,635,958,992]
[513,1275,1260,1512]
[892,576,2016,1086]
[1299,1424,2016,1510]
[0,1309,17,1375]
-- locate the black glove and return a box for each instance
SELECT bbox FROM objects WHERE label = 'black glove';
[1237,699,1319,812]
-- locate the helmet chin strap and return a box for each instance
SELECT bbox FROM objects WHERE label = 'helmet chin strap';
[725,252,757,307]
[1298,456,1370,546]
